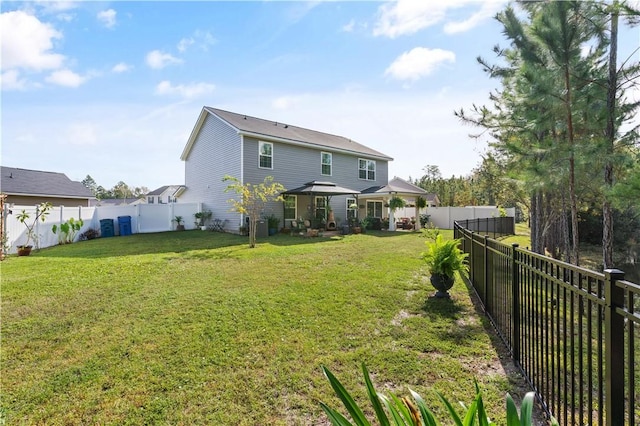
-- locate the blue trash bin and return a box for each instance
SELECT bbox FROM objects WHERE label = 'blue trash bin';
[118,216,132,236]
[100,219,114,238]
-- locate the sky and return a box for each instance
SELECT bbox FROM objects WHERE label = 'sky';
[2,0,639,191]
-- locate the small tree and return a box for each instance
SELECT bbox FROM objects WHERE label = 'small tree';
[223,175,285,248]
[16,202,52,249]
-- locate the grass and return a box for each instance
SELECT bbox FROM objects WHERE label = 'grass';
[2,230,531,425]
[501,222,639,282]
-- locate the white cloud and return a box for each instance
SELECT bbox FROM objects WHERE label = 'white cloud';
[45,69,87,87]
[177,31,216,52]
[112,62,132,73]
[0,10,65,71]
[272,95,304,110]
[35,1,77,13]
[67,122,98,146]
[177,37,195,53]
[155,80,215,99]
[444,1,505,34]
[1,69,28,90]
[146,50,183,69]
[385,47,455,81]
[57,13,74,22]
[374,0,454,38]
[341,19,355,33]
[97,9,117,29]
[373,0,504,38]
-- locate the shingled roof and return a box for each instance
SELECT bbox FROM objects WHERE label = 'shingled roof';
[0,166,94,199]
[181,107,393,161]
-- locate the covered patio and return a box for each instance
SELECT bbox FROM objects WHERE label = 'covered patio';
[281,181,361,231]
[359,177,428,231]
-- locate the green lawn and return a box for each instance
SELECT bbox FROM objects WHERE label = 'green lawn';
[2,230,530,425]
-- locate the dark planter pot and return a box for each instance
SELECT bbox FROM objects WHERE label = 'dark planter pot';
[268,228,277,236]
[430,273,455,298]
[176,224,185,231]
[17,246,33,256]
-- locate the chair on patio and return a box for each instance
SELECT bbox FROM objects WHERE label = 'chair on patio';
[291,220,304,234]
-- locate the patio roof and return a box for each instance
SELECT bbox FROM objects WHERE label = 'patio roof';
[360,177,427,197]
[282,181,361,196]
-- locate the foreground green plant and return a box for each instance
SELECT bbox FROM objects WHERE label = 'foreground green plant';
[52,217,84,244]
[321,363,557,426]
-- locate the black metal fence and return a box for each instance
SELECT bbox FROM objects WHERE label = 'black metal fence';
[454,221,640,426]
[455,216,514,239]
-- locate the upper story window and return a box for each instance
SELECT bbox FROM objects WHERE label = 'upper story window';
[147,197,154,204]
[358,159,376,181]
[321,152,332,176]
[259,141,273,169]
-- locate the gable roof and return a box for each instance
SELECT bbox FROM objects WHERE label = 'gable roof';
[181,107,393,161]
[147,185,184,196]
[361,177,427,196]
[0,166,94,199]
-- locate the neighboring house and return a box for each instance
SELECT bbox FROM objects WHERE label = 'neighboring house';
[93,197,146,207]
[179,107,393,231]
[146,185,185,204]
[425,193,440,207]
[0,166,95,207]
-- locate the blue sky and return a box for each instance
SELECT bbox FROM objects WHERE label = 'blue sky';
[2,1,639,191]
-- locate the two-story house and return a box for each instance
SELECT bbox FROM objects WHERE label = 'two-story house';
[146,185,184,204]
[179,107,393,232]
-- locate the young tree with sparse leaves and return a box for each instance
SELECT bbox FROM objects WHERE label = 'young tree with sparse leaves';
[223,175,285,248]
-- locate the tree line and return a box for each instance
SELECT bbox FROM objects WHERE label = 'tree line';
[81,175,149,201]
[420,1,640,271]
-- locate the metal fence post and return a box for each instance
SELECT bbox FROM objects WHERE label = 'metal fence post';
[483,235,489,309]
[470,231,475,287]
[512,243,520,363]
[604,269,625,426]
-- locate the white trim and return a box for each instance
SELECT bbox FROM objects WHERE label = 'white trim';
[180,108,210,160]
[284,194,297,221]
[240,134,245,183]
[366,200,383,218]
[358,158,376,181]
[321,151,332,176]
[258,140,273,170]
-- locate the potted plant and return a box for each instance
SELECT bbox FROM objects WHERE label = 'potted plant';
[266,214,280,236]
[173,215,185,231]
[349,217,361,234]
[15,202,52,256]
[388,196,406,212]
[421,234,469,298]
[194,210,212,230]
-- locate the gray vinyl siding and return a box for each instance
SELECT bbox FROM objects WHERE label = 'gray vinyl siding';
[242,136,388,227]
[180,114,243,229]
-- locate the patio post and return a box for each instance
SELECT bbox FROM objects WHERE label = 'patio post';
[388,196,396,231]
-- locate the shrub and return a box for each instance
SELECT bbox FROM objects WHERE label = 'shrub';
[320,363,557,426]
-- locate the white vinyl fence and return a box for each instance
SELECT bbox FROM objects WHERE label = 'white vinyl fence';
[4,203,202,254]
[392,206,516,230]
[425,206,516,230]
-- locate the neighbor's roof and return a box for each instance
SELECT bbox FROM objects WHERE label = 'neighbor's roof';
[147,185,184,196]
[0,166,94,199]
[181,107,393,162]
